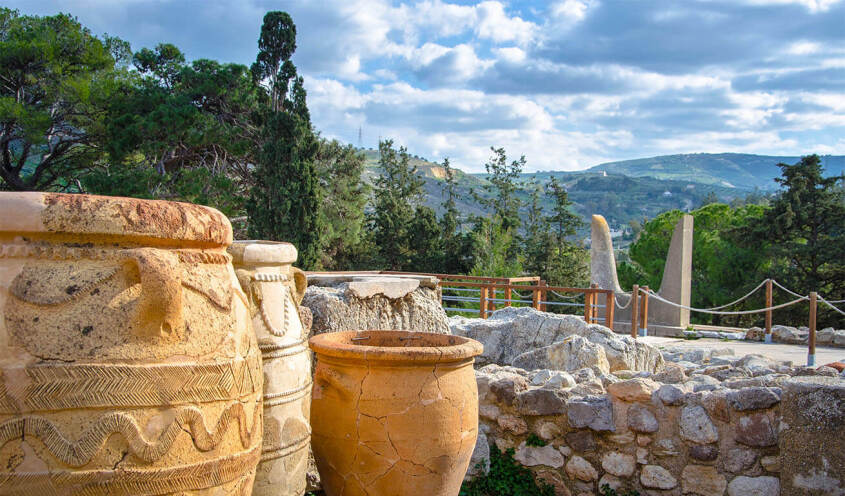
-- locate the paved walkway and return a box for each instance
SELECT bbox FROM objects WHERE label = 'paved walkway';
[641,336,845,366]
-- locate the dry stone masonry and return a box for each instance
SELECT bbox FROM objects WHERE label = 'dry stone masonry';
[461,308,845,495]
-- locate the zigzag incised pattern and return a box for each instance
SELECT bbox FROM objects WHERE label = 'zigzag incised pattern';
[0,243,231,265]
[0,400,261,467]
[0,444,260,495]
[10,352,261,412]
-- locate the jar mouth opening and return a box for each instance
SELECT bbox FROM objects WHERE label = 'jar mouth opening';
[0,192,232,248]
[308,330,483,363]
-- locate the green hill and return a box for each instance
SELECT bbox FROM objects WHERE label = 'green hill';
[359,148,747,237]
[586,153,845,190]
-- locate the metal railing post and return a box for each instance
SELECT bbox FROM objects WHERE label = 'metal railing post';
[808,291,817,366]
[765,279,773,343]
[630,285,639,339]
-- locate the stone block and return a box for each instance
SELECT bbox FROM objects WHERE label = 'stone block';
[566,395,614,431]
[640,465,677,489]
[680,405,719,444]
[681,464,727,496]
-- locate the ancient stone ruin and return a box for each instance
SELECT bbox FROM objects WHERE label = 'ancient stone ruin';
[457,308,845,496]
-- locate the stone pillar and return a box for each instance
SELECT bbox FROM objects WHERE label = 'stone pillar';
[650,214,693,328]
[779,376,845,495]
[590,214,693,334]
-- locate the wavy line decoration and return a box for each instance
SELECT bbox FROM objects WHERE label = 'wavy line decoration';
[0,400,261,468]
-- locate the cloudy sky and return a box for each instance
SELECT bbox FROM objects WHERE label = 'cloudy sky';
[13,0,845,172]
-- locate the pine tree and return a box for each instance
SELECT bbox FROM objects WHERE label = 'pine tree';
[246,11,323,268]
[761,155,845,300]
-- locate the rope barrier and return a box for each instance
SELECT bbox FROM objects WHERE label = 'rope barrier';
[698,279,770,311]
[550,290,582,300]
[770,279,806,299]
[641,288,808,315]
[818,296,845,317]
[614,292,633,310]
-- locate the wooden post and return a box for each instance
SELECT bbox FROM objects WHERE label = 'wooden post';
[808,291,817,366]
[640,286,649,335]
[479,286,487,319]
[584,290,592,323]
[591,283,600,324]
[488,285,496,312]
[532,284,540,310]
[505,286,512,307]
[765,279,773,342]
[630,285,639,338]
[540,280,547,312]
[605,291,615,331]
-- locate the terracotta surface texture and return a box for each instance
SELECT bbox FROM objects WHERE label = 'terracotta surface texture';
[230,240,311,496]
[0,192,262,495]
[309,330,483,496]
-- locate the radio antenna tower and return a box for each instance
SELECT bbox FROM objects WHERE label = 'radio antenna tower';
[357,126,363,148]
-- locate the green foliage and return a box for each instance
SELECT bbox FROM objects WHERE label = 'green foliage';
[600,483,640,496]
[525,433,547,447]
[460,444,555,496]
[369,139,426,269]
[622,203,768,326]
[750,155,845,327]
[246,11,322,269]
[0,8,127,190]
[314,139,370,269]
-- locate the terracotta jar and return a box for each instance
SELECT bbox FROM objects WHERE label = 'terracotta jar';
[309,330,483,496]
[0,192,262,495]
[228,241,311,496]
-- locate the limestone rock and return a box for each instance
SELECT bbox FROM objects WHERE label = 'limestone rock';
[514,442,565,468]
[627,404,659,433]
[304,279,449,334]
[726,387,781,411]
[682,465,727,496]
[680,405,719,444]
[771,324,808,344]
[653,362,687,383]
[657,384,687,406]
[498,414,528,435]
[760,455,779,473]
[724,447,758,473]
[689,444,719,462]
[514,387,569,416]
[640,465,677,489]
[601,452,635,477]
[565,431,596,452]
[727,476,780,496]
[490,375,529,405]
[736,412,777,447]
[607,378,660,402]
[567,395,614,431]
[449,307,664,372]
[512,335,610,374]
[565,455,598,481]
[466,431,490,478]
[537,421,561,441]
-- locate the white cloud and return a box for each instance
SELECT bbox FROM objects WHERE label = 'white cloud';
[744,0,842,12]
[475,1,537,45]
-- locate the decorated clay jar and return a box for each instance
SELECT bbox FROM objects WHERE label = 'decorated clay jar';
[229,241,311,496]
[0,192,262,495]
[309,330,483,496]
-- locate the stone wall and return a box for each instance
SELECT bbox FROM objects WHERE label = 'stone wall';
[473,362,844,496]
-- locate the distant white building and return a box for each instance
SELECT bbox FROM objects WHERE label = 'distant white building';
[663,190,672,196]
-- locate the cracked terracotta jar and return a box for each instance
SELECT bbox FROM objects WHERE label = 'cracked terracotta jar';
[229,240,311,496]
[309,330,483,496]
[0,192,262,495]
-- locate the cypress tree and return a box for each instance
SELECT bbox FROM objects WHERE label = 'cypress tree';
[246,11,323,268]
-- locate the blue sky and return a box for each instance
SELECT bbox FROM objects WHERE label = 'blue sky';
[12,0,845,172]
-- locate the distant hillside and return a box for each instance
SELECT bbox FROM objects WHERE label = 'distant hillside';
[358,148,748,237]
[586,153,845,190]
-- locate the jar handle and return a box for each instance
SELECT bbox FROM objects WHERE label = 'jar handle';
[124,248,184,339]
[290,266,307,305]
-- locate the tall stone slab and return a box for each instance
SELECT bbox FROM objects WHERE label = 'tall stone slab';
[651,214,693,328]
[590,214,693,332]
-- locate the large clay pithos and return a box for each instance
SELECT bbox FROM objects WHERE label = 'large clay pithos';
[228,241,311,496]
[309,330,483,496]
[0,192,262,495]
